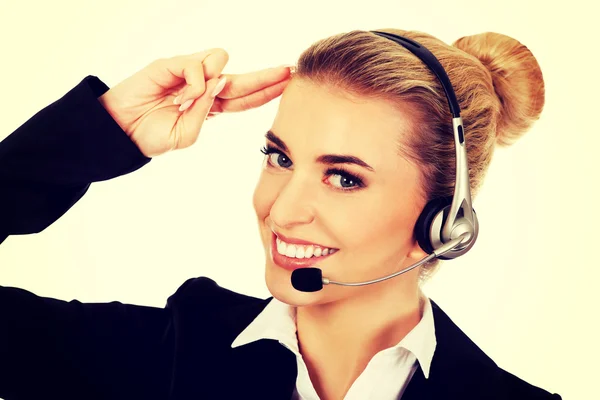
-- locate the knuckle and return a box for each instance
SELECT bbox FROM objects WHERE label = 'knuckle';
[212,47,229,57]
[240,96,252,110]
[150,58,167,69]
[207,48,229,63]
[184,131,200,148]
[220,49,230,63]
[260,90,270,104]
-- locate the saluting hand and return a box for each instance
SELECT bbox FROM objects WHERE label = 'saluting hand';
[98,48,293,157]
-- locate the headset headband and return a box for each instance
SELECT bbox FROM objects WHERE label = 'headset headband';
[370,30,478,255]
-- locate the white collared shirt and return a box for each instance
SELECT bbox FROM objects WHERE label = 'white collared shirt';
[231,295,437,400]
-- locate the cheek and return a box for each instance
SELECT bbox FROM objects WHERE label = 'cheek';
[335,192,417,252]
[252,171,280,220]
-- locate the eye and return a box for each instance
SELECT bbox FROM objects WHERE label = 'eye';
[260,145,293,169]
[259,146,366,192]
[324,168,366,191]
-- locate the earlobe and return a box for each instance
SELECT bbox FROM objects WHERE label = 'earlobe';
[407,240,429,261]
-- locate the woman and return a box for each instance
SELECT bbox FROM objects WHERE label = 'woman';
[0,28,560,399]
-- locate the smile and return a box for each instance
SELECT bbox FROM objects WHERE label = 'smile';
[270,232,339,271]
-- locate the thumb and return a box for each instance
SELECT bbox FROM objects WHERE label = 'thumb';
[177,76,227,147]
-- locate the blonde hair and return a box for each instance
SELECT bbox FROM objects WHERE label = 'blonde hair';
[292,29,545,284]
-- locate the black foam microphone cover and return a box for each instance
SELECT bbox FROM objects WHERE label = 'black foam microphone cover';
[291,268,323,292]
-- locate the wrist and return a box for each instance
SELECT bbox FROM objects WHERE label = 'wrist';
[98,90,132,137]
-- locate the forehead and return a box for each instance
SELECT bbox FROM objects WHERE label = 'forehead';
[271,78,415,172]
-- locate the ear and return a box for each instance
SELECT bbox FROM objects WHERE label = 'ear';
[407,238,429,262]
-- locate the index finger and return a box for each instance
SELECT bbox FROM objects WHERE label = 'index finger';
[176,49,229,103]
[146,48,229,89]
[219,66,293,99]
[191,48,229,80]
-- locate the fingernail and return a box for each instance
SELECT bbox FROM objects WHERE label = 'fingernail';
[278,64,296,74]
[179,99,194,112]
[173,95,182,105]
[211,77,227,98]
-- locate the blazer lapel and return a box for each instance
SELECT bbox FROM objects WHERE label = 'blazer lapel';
[400,364,431,399]
[169,290,298,400]
[228,338,298,399]
[217,297,298,398]
[168,277,501,400]
[401,299,502,399]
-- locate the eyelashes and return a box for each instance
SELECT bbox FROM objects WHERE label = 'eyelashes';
[260,144,366,191]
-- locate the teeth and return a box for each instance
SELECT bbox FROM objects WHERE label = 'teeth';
[275,237,337,259]
[304,245,314,258]
[285,244,296,258]
[277,239,286,255]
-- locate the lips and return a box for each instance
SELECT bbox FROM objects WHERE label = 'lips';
[273,230,336,249]
[270,232,338,271]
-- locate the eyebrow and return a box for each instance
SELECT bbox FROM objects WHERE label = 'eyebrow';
[265,130,375,172]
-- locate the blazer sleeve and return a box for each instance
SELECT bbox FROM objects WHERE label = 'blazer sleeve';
[0,77,169,400]
[0,75,151,244]
[0,285,175,400]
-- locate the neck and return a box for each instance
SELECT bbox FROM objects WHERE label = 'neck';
[295,277,424,400]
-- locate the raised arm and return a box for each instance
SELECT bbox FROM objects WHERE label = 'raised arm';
[0,50,292,399]
[0,76,151,244]
[0,49,292,244]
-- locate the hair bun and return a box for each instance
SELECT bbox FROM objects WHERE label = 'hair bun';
[453,32,545,146]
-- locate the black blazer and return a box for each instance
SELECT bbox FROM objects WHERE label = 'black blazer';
[0,76,562,400]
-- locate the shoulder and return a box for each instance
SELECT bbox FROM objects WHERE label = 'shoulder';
[429,299,561,399]
[494,368,562,400]
[163,276,270,343]
[165,276,264,310]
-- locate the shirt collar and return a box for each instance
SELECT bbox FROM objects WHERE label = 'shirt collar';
[231,294,437,379]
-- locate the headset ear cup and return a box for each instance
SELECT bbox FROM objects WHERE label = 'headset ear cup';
[414,197,453,254]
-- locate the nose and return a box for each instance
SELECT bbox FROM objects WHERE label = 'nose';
[269,172,316,230]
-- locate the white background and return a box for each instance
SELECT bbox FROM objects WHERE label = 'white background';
[0,0,597,398]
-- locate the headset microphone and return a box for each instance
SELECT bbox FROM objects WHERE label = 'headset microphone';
[290,31,480,293]
[291,233,470,292]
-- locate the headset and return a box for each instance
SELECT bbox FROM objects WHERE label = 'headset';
[290,31,479,292]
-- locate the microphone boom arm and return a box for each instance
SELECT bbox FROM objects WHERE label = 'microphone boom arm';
[323,233,470,287]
